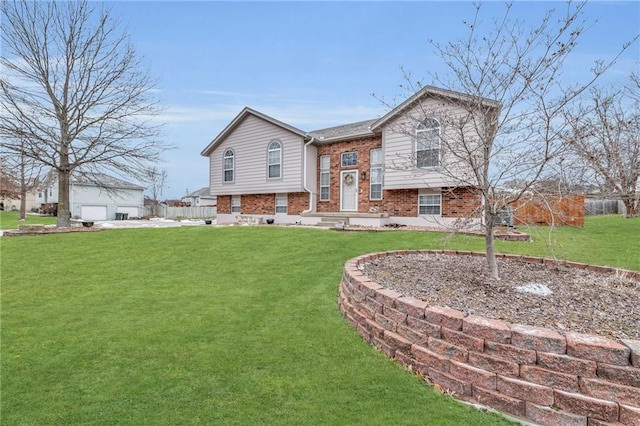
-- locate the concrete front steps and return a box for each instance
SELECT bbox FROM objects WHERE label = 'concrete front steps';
[316,216,350,228]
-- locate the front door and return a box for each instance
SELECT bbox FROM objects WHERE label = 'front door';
[340,170,358,212]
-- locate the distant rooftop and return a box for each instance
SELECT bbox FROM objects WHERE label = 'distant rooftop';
[185,187,213,197]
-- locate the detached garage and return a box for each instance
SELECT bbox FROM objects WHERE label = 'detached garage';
[81,205,108,221]
[40,171,145,221]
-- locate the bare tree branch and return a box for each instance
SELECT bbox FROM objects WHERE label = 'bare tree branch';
[561,78,640,217]
[0,0,172,226]
[386,1,638,279]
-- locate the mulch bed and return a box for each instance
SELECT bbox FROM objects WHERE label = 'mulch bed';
[362,252,639,340]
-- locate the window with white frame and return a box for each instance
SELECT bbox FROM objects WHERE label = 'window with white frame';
[370,148,383,200]
[418,194,441,215]
[320,155,330,201]
[416,118,441,168]
[341,151,357,167]
[268,141,282,179]
[275,194,288,214]
[223,149,235,182]
[231,195,241,213]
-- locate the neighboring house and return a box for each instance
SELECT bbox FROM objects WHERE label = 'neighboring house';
[0,173,39,211]
[201,86,497,227]
[181,187,217,207]
[39,171,144,220]
[0,191,38,212]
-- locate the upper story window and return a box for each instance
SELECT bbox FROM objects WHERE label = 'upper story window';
[370,148,383,200]
[268,140,282,179]
[416,118,441,168]
[341,151,358,167]
[223,149,235,183]
[320,155,330,201]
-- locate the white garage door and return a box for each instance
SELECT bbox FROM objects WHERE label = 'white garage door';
[81,205,107,221]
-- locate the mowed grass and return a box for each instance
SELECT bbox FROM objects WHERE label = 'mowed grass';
[1,216,637,425]
[0,210,57,230]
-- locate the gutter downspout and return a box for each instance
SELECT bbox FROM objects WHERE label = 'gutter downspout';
[302,136,315,214]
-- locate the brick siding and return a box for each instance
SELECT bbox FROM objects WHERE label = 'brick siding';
[316,136,382,214]
[442,187,481,218]
[217,195,231,214]
[218,193,309,215]
[340,250,640,425]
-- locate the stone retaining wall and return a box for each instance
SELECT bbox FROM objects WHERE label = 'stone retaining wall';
[338,250,640,426]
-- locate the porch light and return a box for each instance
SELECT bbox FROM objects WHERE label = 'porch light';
[360,171,367,180]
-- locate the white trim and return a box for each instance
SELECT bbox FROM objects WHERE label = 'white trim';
[231,195,241,213]
[267,140,282,179]
[340,170,358,212]
[223,149,235,183]
[275,194,288,214]
[416,118,441,169]
[319,154,330,201]
[418,193,442,216]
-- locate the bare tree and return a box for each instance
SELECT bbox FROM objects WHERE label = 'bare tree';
[561,78,640,217]
[388,2,636,278]
[0,161,20,202]
[1,136,45,219]
[0,0,170,227]
[144,166,168,216]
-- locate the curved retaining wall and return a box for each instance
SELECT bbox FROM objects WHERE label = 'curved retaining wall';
[338,250,640,426]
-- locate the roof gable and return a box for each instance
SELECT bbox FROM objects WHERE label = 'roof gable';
[370,85,500,131]
[200,107,307,156]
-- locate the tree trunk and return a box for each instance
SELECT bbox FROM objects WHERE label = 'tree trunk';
[484,209,500,280]
[622,196,639,218]
[57,168,71,227]
[19,146,26,220]
[19,186,27,220]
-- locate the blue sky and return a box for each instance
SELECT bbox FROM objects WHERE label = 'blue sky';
[108,1,639,200]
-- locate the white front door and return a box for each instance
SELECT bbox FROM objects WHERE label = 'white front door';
[340,170,358,212]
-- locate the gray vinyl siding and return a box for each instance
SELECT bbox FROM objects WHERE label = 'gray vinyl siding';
[382,100,479,190]
[210,115,305,195]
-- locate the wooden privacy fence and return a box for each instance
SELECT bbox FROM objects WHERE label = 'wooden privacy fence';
[511,194,585,227]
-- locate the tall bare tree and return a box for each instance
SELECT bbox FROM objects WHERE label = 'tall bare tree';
[144,166,168,216]
[389,2,636,278]
[561,77,640,217]
[0,0,170,227]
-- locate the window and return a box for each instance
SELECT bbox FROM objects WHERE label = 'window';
[418,194,441,215]
[341,152,358,167]
[275,195,288,214]
[370,148,383,200]
[320,155,330,201]
[231,195,241,213]
[268,141,281,179]
[223,149,235,182]
[416,118,441,168]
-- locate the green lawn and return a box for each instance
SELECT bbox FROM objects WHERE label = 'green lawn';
[0,210,57,230]
[1,216,637,425]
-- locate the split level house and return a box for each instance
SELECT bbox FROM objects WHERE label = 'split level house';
[201,86,499,227]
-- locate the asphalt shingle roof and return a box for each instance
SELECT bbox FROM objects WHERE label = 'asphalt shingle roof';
[308,118,377,142]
